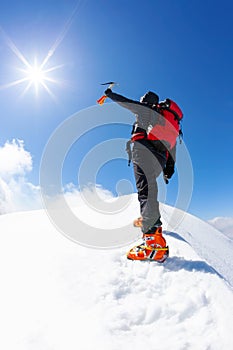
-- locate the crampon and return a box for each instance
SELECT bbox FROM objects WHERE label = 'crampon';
[127,227,169,263]
[127,244,169,263]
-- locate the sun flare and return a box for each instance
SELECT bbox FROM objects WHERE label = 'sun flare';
[13,57,64,99]
[18,58,61,97]
[0,28,63,99]
[0,2,81,100]
[27,63,46,85]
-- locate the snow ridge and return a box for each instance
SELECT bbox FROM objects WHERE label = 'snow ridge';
[0,197,233,349]
[161,204,233,288]
[208,216,233,240]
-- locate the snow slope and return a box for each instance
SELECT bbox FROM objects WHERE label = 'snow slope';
[208,216,233,240]
[0,195,233,350]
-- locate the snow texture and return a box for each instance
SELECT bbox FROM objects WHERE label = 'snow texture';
[0,194,233,350]
[208,216,233,240]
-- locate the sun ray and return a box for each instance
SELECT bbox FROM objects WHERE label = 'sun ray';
[0,77,29,90]
[40,1,82,69]
[0,26,31,69]
[21,81,33,98]
[0,35,63,98]
[40,80,57,102]
[43,64,65,74]
[0,1,83,98]
[18,80,36,100]
[43,76,61,84]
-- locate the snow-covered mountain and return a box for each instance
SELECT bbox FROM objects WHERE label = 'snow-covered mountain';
[0,194,233,350]
[208,216,233,240]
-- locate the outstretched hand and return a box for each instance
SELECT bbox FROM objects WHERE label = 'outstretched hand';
[105,88,112,95]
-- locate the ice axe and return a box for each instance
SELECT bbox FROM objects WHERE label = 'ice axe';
[97,81,117,105]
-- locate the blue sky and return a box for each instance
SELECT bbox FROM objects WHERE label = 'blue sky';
[0,0,233,220]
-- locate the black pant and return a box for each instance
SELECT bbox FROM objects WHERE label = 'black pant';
[132,140,167,233]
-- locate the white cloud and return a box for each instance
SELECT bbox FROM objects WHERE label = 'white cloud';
[0,139,32,180]
[0,139,40,214]
[0,139,119,215]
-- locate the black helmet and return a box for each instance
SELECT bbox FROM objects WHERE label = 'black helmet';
[140,91,159,105]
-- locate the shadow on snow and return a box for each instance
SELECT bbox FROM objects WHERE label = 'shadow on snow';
[163,231,224,280]
[164,230,189,244]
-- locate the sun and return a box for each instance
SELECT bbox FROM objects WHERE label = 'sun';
[18,58,61,98]
[27,62,46,86]
[0,3,81,99]
[0,51,62,99]
[21,60,47,94]
[0,28,63,100]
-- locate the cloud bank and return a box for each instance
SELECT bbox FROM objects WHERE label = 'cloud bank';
[0,139,40,213]
[0,139,116,215]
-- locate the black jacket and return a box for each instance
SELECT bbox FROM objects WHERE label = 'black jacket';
[105,90,175,175]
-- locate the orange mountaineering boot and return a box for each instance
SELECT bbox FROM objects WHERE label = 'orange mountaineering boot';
[127,227,169,263]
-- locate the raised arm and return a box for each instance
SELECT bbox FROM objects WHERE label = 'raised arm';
[105,89,162,132]
[105,89,145,115]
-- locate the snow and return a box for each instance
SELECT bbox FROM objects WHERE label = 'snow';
[208,216,233,240]
[0,194,233,350]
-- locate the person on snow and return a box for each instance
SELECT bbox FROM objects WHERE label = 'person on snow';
[105,88,183,262]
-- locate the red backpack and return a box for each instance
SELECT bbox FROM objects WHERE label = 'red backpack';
[147,99,183,148]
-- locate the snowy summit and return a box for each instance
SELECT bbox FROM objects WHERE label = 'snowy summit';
[0,193,233,350]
